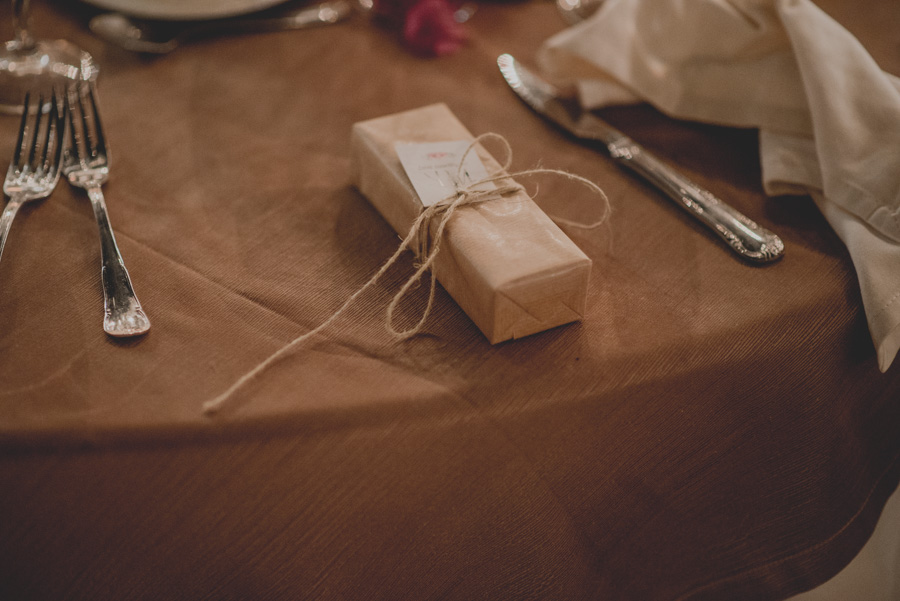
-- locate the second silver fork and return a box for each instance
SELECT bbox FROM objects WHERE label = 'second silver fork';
[65,80,150,337]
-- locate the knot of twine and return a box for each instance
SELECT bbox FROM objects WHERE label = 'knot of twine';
[203,133,610,415]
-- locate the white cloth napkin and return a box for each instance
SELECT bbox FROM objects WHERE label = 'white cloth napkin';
[539,0,900,371]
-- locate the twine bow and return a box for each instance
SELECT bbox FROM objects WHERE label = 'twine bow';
[203,133,610,415]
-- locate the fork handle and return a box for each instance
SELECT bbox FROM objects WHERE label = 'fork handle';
[0,196,25,266]
[87,186,151,337]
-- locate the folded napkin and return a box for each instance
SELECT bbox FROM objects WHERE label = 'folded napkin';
[539,0,900,371]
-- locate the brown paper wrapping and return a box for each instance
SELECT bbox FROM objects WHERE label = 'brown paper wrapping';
[350,103,592,344]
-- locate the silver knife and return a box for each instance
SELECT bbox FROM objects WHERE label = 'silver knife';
[497,53,784,264]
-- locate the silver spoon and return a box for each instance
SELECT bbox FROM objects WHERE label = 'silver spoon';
[555,0,605,26]
[89,0,353,54]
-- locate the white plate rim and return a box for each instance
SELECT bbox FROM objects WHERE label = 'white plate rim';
[81,0,289,21]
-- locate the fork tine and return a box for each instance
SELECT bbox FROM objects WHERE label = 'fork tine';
[86,82,107,158]
[76,83,95,159]
[25,93,45,172]
[65,86,83,164]
[37,92,58,176]
[51,89,68,175]
[12,92,31,172]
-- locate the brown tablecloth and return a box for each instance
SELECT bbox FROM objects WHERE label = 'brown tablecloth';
[1,1,899,599]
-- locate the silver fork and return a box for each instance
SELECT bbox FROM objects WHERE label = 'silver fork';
[64,80,150,337]
[1,91,66,266]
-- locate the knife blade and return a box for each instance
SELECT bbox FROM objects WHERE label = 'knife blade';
[497,53,784,264]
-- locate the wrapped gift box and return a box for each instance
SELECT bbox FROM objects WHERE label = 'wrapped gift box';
[350,103,592,343]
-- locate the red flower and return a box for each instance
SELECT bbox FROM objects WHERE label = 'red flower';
[373,0,467,57]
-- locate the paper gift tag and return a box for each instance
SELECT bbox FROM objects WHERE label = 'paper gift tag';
[395,140,496,207]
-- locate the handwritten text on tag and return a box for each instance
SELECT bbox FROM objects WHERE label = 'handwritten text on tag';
[395,140,495,208]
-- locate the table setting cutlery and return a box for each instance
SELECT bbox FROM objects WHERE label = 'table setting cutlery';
[89,0,354,54]
[497,53,785,264]
[0,14,150,338]
[0,90,66,264]
[63,80,150,337]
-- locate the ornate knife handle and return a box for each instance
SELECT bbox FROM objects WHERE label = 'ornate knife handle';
[608,138,784,263]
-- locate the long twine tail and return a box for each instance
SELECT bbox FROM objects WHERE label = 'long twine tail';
[202,210,425,415]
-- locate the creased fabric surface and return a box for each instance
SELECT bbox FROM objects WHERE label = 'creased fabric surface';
[0,1,899,600]
[539,0,900,370]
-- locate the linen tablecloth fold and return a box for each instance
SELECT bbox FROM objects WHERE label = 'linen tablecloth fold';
[538,0,900,371]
